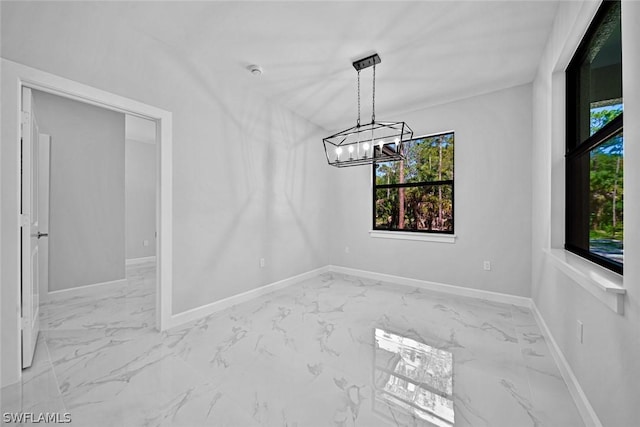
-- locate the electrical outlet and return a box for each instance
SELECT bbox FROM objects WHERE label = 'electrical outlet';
[345,246,350,254]
[483,261,491,271]
[577,320,584,343]
[259,258,265,268]
[143,240,149,247]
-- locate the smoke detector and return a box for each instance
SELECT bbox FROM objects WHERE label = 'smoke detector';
[247,64,263,76]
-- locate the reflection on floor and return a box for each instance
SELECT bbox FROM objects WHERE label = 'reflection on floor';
[1,264,584,426]
[374,328,454,426]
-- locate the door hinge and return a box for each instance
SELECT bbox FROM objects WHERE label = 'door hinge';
[21,111,30,128]
[21,315,31,330]
[20,214,29,227]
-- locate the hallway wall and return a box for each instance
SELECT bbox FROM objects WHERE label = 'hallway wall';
[125,138,156,260]
[34,90,126,291]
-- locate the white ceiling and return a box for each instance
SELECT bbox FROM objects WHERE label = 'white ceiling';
[179,0,560,131]
[2,1,560,132]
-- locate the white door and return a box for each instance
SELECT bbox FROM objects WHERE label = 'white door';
[21,86,41,368]
[38,134,51,301]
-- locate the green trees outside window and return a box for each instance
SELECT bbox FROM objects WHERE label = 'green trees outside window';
[373,132,454,233]
[588,131,623,263]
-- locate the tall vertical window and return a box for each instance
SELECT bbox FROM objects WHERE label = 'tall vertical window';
[566,0,623,273]
[373,132,454,233]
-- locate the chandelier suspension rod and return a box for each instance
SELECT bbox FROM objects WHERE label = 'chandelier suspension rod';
[357,70,361,128]
[372,63,376,123]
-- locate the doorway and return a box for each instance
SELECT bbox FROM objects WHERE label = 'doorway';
[22,88,162,367]
[26,89,160,364]
[1,59,173,386]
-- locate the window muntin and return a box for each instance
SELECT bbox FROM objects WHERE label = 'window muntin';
[566,0,623,274]
[373,132,454,233]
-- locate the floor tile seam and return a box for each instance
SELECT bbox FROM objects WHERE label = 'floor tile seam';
[174,355,236,393]
[160,383,257,427]
[509,304,537,326]
[41,337,70,414]
[167,354,221,385]
[508,305,576,424]
[509,304,542,355]
[146,354,242,417]
[49,343,181,408]
[508,305,544,393]
[513,352,538,419]
[522,365,584,426]
[512,323,557,368]
[179,366,286,423]
[217,362,363,417]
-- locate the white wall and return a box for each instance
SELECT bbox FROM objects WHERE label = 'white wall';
[531,1,640,425]
[125,139,156,260]
[33,90,126,291]
[1,1,330,386]
[330,84,533,298]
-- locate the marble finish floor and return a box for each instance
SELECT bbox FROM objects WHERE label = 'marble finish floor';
[1,263,584,426]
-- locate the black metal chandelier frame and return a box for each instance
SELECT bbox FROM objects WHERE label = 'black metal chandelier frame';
[323,53,413,168]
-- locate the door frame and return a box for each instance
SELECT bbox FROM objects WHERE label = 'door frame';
[1,59,173,386]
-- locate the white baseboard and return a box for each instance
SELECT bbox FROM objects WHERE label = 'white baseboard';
[167,266,330,329]
[328,265,532,308]
[48,278,127,298]
[126,256,157,265]
[531,302,602,427]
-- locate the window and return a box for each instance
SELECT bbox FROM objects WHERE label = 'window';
[566,0,623,274]
[373,132,454,233]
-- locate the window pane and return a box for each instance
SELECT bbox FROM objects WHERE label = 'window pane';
[573,1,622,143]
[375,133,454,185]
[375,161,402,186]
[566,1,623,273]
[375,185,453,232]
[589,131,623,263]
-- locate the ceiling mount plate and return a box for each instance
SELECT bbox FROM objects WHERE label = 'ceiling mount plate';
[352,54,381,71]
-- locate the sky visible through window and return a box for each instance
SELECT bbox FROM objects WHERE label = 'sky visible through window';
[590,103,623,137]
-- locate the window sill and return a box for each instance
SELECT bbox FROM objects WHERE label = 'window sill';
[369,230,456,243]
[545,248,625,314]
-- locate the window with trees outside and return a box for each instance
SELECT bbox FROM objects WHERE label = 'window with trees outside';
[373,132,454,233]
[566,0,623,274]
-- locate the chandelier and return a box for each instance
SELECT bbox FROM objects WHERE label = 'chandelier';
[323,53,413,168]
